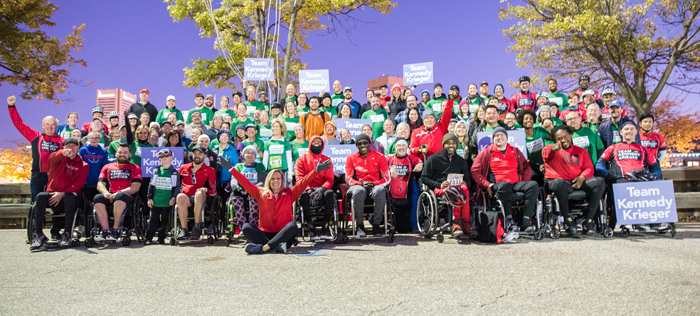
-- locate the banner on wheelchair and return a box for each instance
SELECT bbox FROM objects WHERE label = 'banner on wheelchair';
[613,180,678,225]
[141,147,185,177]
[476,130,528,159]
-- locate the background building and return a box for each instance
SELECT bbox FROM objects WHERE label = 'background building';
[367,75,407,95]
[96,89,136,126]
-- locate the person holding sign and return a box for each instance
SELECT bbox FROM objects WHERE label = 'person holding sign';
[263,118,293,184]
[409,96,455,161]
[228,146,266,231]
[471,127,538,232]
[300,97,331,140]
[145,149,181,245]
[543,125,605,237]
[295,136,336,239]
[219,155,332,254]
[518,109,552,185]
[421,133,470,237]
[360,96,389,140]
[595,121,662,231]
[345,134,391,237]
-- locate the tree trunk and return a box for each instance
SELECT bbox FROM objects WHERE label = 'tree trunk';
[281,4,299,101]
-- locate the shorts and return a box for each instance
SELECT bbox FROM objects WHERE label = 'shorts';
[93,192,133,206]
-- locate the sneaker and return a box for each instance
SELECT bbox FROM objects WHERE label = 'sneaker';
[372,224,383,237]
[452,222,464,238]
[94,230,107,242]
[567,222,580,238]
[157,237,166,245]
[144,239,153,245]
[176,228,188,240]
[320,225,331,240]
[585,221,597,236]
[274,242,287,253]
[59,232,71,247]
[635,224,652,232]
[190,225,201,240]
[506,218,519,232]
[307,224,319,240]
[521,219,534,233]
[106,229,118,241]
[656,223,671,233]
[356,228,367,238]
[245,243,264,254]
[30,234,48,251]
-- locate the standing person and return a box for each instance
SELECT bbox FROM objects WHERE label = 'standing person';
[509,76,538,112]
[300,96,331,140]
[559,92,587,122]
[7,95,64,203]
[56,112,80,139]
[79,131,110,201]
[231,103,254,129]
[464,84,485,116]
[204,94,218,113]
[362,125,385,154]
[361,89,374,114]
[585,103,603,134]
[244,85,266,116]
[598,100,639,148]
[468,105,506,161]
[320,93,337,120]
[405,107,423,136]
[263,118,294,184]
[395,95,422,125]
[566,112,604,165]
[175,146,217,240]
[228,146,266,231]
[206,113,225,141]
[639,114,668,164]
[106,111,120,134]
[419,90,431,111]
[218,95,236,119]
[269,102,283,122]
[361,95,389,140]
[30,138,89,250]
[426,83,447,116]
[409,97,455,160]
[219,155,332,254]
[339,129,355,145]
[291,125,309,169]
[322,122,339,145]
[454,121,469,160]
[378,84,391,108]
[156,95,184,125]
[448,85,463,106]
[81,106,107,134]
[127,125,155,203]
[331,80,345,107]
[387,138,423,233]
[547,78,569,111]
[214,130,238,197]
[575,74,604,107]
[600,87,628,121]
[283,100,301,141]
[494,83,511,115]
[186,93,214,126]
[386,84,406,122]
[296,93,309,115]
[242,124,264,161]
[128,89,158,124]
[145,149,181,245]
[478,81,493,104]
[295,136,336,239]
[518,109,552,185]
[284,83,298,103]
[386,123,411,155]
[339,86,363,118]
[376,119,397,152]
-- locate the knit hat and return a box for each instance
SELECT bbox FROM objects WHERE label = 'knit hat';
[450,85,460,92]
[356,133,371,144]
[421,90,430,97]
[442,133,458,146]
[422,109,436,120]
[217,129,232,141]
[494,83,504,94]
[235,124,246,133]
[619,120,638,131]
[149,122,160,129]
[536,105,551,117]
[242,145,258,157]
[492,126,508,138]
[395,137,408,148]
[391,83,401,93]
[434,83,443,89]
[198,134,210,143]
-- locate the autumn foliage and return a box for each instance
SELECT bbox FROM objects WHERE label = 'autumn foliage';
[0,141,32,183]
[651,95,700,154]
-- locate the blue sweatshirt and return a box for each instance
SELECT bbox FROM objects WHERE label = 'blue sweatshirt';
[216,143,239,183]
[78,144,109,186]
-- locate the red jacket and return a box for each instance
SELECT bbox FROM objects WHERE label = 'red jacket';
[295,136,334,190]
[178,163,216,196]
[409,99,454,160]
[9,106,64,173]
[640,131,667,159]
[470,143,531,190]
[230,167,319,232]
[542,144,593,181]
[344,150,390,186]
[508,91,537,112]
[46,151,89,193]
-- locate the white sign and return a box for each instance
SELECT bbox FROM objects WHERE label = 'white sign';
[299,69,330,93]
[244,58,275,81]
[403,62,434,85]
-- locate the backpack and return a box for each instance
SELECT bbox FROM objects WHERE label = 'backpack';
[477,211,504,243]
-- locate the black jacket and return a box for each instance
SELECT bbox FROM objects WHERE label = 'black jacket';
[421,149,470,190]
[128,101,158,124]
[386,98,407,122]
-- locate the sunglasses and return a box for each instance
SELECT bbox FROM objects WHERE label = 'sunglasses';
[356,141,369,146]
[157,151,173,158]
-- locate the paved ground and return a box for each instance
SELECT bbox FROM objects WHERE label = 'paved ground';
[1,224,699,315]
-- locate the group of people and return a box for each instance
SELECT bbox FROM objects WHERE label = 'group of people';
[9,73,670,253]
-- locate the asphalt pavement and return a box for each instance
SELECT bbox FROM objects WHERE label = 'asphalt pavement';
[1,224,699,315]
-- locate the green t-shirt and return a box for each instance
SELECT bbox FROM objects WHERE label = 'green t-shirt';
[611,123,622,144]
[297,105,309,116]
[130,142,155,167]
[292,140,309,168]
[331,93,345,108]
[108,140,122,158]
[156,107,184,125]
[234,162,267,184]
[361,109,388,139]
[257,124,272,140]
[525,126,552,165]
[456,143,467,160]
[232,117,254,129]
[479,94,494,104]
[572,127,604,164]
[285,95,297,103]
[218,108,236,120]
[548,92,569,112]
[284,117,300,142]
[321,106,337,119]
[152,167,173,207]
[484,125,499,132]
[426,97,447,115]
[186,106,214,126]
[264,138,292,171]
[244,100,266,116]
[59,127,79,140]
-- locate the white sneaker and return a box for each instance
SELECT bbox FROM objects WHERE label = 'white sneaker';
[356,228,367,238]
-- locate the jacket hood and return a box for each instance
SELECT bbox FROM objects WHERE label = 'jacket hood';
[309,135,325,154]
[323,122,336,139]
[432,93,446,100]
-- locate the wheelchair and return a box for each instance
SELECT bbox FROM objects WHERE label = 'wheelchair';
[475,184,546,240]
[223,189,254,246]
[26,192,88,248]
[293,190,348,244]
[84,194,147,247]
[170,194,224,245]
[603,177,677,238]
[340,183,396,243]
[416,184,468,243]
[542,179,613,239]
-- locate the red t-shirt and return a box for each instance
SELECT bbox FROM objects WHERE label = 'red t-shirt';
[542,144,593,181]
[599,142,657,177]
[488,145,519,184]
[98,163,143,193]
[509,92,537,112]
[344,151,390,186]
[178,163,216,196]
[640,131,667,159]
[387,154,422,198]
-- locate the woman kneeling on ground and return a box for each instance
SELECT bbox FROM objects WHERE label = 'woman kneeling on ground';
[218,156,331,254]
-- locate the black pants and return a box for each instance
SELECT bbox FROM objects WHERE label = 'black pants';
[242,222,298,250]
[146,206,170,240]
[34,192,77,234]
[607,178,631,229]
[299,189,335,225]
[547,177,605,220]
[393,198,412,233]
[30,172,49,203]
[492,181,539,218]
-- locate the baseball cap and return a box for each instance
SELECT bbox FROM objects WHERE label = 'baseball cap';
[344,86,353,92]
[245,123,258,131]
[480,81,488,87]
[166,95,176,101]
[175,120,185,127]
[450,85,460,91]
[192,146,207,154]
[140,89,149,94]
[128,113,138,120]
[205,94,213,100]
[64,137,79,146]
[609,100,623,108]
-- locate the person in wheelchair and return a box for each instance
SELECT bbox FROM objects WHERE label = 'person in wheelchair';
[345,133,391,237]
[295,136,336,240]
[420,133,470,237]
[388,138,422,233]
[31,138,89,250]
[219,156,332,254]
[595,120,663,232]
[175,146,217,240]
[542,125,605,237]
[93,143,142,242]
[146,149,181,245]
[229,146,266,231]
[471,127,538,232]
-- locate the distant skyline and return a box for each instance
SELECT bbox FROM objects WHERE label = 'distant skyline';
[1,0,695,147]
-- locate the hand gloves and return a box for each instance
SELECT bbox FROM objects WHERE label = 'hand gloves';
[315,159,332,172]
[217,155,233,171]
[310,187,326,204]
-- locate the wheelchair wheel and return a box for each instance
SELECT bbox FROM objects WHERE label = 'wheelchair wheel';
[534,229,544,240]
[416,191,436,238]
[670,223,677,238]
[26,203,36,243]
[85,238,96,248]
[70,239,80,247]
[436,234,444,243]
[603,227,613,238]
[133,199,147,244]
[551,229,561,239]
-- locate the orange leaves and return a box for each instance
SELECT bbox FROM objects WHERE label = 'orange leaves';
[0,142,32,183]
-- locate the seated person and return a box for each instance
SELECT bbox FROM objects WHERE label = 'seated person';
[595,121,662,231]
[344,134,391,237]
[229,146,266,230]
[31,138,89,250]
[543,125,605,237]
[388,138,422,233]
[93,143,142,241]
[219,156,332,254]
[421,133,470,237]
[471,127,538,232]
[175,146,217,240]
[295,136,336,239]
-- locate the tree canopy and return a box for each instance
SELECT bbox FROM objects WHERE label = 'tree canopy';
[0,0,87,104]
[499,0,700,116]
